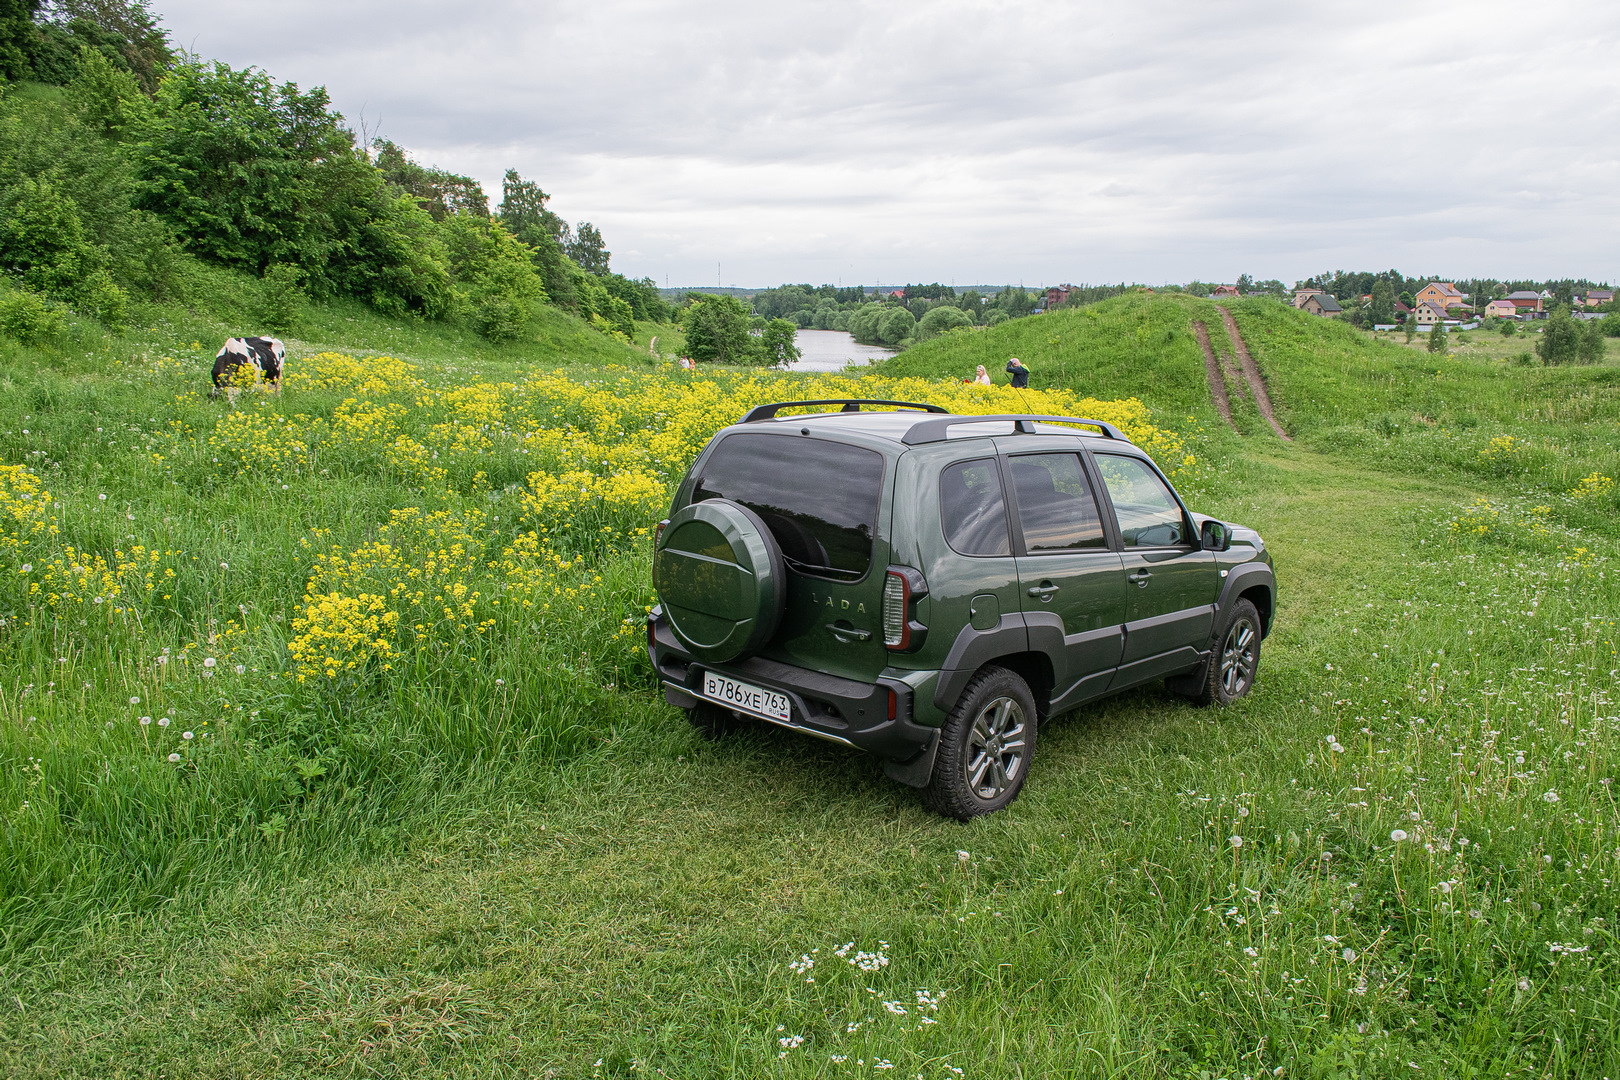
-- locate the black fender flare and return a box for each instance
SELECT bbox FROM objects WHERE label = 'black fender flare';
[933,616,1047,712]
[1213,563,1275,643]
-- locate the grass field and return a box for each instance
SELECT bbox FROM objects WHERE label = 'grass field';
[1,290,1617,1078]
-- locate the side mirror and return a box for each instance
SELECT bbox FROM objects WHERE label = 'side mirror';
[1201,519,1232,552]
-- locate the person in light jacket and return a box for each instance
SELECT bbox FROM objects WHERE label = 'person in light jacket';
[973,365,992,386]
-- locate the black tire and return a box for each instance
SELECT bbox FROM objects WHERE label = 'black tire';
[923,666,1038,820]
[1186,598,1262,706]
[686,701,745,740]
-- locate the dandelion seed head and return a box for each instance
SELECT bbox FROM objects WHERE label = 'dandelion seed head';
[1390,829,1408,843]
[1229,835,1243,849]
[167,752,180,762]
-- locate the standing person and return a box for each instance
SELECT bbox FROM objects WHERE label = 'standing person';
[1006,357,1030,387]
[974,365,992,386]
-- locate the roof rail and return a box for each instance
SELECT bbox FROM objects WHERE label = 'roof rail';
[900,414,1130,446]
[739,399,949,423]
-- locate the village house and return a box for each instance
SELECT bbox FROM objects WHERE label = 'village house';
[1212,284,1241,298]
[1414,301,1448,327]
[1300,293,1342,317]
[1582,288,1614,308]
[1292,288,1328,308]
[1415,281,1468,311]
[1043,284,1073,310]
[1504,290,1543,314]
[1483,298,1518,319]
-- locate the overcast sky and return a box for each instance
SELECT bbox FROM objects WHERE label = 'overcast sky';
[152,1,1619,289]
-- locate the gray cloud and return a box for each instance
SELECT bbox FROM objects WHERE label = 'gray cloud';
[155,1,1620,286]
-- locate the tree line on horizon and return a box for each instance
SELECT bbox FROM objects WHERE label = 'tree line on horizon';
[0,0,667,344]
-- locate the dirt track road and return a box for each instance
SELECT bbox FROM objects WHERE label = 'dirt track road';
[1216,306,1291,441]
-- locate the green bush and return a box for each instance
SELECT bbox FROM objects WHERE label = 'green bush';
[255,263,306,333]
[917,305,972,340]
[0,289,67,344]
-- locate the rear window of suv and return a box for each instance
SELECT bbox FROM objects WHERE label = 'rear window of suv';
[692,433,886,579]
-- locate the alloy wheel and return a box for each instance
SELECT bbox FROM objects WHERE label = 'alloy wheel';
[1220,616,1258,697]
[964,696,1028,800]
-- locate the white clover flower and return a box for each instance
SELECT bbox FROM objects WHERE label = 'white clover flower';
[1244,946,1258,957]
[883,1000,906,1015]
[167,752,180,762]
[1542,790,1560,803]
[1390,829,1408,843]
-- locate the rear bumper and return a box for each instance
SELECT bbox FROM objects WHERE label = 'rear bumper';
[648,608,938,766]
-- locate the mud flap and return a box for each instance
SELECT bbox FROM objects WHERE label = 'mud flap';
[664,683,699,709]
[1164,652,1211,698]
[881,729,941,788]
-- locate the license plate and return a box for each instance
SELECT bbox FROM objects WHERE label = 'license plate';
[702,671,791,723]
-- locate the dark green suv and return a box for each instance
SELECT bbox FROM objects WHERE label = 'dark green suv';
[647,400,1275,818]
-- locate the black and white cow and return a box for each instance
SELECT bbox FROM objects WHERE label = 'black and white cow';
[210,337,285,400]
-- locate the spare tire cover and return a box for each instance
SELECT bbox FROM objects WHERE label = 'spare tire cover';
[653,498,785,663]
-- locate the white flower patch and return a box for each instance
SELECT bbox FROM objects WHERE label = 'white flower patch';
[789,954,815,976]
[882,1000,906,1016]
[849,950,890,973]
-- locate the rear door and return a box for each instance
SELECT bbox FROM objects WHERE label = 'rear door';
[1003,450,1127,706]
[1089,452,1219,687]
[689,431,893,682]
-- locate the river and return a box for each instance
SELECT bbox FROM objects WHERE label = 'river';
[784,329,897,372]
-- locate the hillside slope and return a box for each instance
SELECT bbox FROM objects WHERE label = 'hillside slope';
[879,293,1620,524]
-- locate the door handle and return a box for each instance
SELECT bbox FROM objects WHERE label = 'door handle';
[826,623,871,643]
[1027,584,1060,602]
[1127,570,1152,588]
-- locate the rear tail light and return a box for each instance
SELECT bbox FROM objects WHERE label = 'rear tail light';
[882,567,929,652]
[655,518,670,545]
[882,572,908,647]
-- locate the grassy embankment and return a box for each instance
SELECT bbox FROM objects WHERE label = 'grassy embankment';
[2,291,1618,1078]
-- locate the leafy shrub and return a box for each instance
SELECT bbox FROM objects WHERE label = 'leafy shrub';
[0,289,67,345]
[254,263,305,332]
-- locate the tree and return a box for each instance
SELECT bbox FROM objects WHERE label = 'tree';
[1536,306,1580,365]
[917,304,972,340]
[878,305,916,347]
[567,221,609,275]
[1576,319,1605,364]
[1403,314,1416,343]
[439,213,546,341]
[372,140,487,220]
[1236,273,1254,295]
[1368,280,1395,326]
[1551,281,1575,310]
[759,318,800,365]
[135,60,383,292]
[1427,322,1448,354]
[0,0,41,81]
[497,169,577,311]
[682,294,756,364]
[1499,318,1515,337]
[33,0,173,91]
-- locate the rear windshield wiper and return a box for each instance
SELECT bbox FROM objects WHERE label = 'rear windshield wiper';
[782,555,863,580]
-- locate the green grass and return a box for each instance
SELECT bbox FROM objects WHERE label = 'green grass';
[1,291,1617,1077]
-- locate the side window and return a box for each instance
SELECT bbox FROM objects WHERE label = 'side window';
[1093,454,1187,547]
[939,458,1010,556]
[1009,453,1107,552]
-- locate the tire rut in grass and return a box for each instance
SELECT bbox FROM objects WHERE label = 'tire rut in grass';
[1216,305,1292,441]
[1191,320,1238,433]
